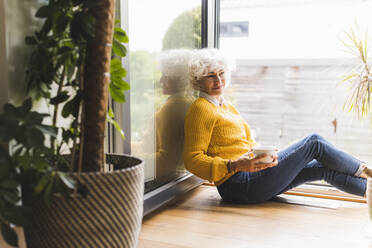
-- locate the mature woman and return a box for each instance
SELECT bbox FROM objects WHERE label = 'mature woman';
[183,48,368,204]
[155,49,193,182]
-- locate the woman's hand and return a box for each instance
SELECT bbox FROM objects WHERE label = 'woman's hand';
[231,153,278,172]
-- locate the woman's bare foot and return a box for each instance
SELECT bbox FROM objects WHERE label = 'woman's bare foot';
[363,166,372,178]
[360,171,368,179]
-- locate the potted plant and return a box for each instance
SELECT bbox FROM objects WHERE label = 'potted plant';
[341,28,371,121]
[0,0,144,247]
[341,28,372,219]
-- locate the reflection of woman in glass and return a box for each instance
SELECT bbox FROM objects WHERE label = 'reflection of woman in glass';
[155,49,193,182]
[183,48,369,204]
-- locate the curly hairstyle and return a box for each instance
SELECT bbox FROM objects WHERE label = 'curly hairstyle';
[158,49,192,92]
[188,48,235,91]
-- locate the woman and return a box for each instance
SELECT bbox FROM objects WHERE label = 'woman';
[155,49,193,182]
[134,49,192,185]
[183,48,368,204]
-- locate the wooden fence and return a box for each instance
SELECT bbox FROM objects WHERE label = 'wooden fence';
[227,59,372,164]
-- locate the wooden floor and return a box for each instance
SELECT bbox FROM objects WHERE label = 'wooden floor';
[139,185,372,248]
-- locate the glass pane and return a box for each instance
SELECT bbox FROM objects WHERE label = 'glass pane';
[128,0,201,193]
[220,0,372,185]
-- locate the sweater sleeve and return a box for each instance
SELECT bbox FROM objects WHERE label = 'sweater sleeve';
[183,103,229,183]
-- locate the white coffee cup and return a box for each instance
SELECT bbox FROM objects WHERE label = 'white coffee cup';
[252,146,277,163]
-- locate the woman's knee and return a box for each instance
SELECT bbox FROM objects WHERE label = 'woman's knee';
[308,133,324,142]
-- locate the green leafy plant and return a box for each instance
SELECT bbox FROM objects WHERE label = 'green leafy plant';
[162,6,201,50]
[341,28,372,121]
[0,0,129,246]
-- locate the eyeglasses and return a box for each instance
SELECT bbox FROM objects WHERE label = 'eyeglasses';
[202,71,225,82]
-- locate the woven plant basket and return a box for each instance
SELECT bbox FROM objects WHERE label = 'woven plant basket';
[24,154,144,248]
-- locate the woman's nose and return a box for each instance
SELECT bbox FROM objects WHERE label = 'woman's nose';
[214,75,222,85]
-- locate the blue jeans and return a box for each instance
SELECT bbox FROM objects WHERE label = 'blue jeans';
[217,133,367,204]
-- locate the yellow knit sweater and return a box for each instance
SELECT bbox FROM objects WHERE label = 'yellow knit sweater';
[183,98,256,185]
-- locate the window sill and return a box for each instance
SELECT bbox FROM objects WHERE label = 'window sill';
[286,184,366,203]
[202,182,366,203]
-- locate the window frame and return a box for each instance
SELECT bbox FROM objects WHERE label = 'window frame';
[114,0,216,217]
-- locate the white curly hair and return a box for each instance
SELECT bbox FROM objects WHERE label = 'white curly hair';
[158,49,192,92]
[188,48,235,91]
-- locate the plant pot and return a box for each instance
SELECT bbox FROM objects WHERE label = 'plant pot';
[367,177,372,221]
[24,154,144,248]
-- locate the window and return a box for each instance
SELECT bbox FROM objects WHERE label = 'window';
[219,0,372,190]
[220,22,249,37]
[126,0,202,193]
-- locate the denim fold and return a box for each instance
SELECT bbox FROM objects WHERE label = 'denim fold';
[217,134,367,204]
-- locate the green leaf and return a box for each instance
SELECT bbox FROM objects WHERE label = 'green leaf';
[72,0,84,5]
[34,175,49,194]
[21,98,33,114]
[54,178,71,200]
[109,83,126,103]
[114,27,129,43]
[25,129,44,148]
[111,67,127,78]
[0,120,19,142]
[41,17,53,35]
[0,146,11,180]
[62,128,74,141]
[112,76,130,91]
[33,156,50,171]
[63,40,74,48]
[35,5,51,18]
[62,92,82,118]
[25,112,49,125]
[110,58,122,71]
[0,180,19,191]
[58,173,76,190]
[110,59,127,80]
[43,179,54,205]
[115,19,120,25]
[3,103,19,117]
[55,12,70,34]
[71,12,96,42]
[107,116,125,139]
[79,12,96,39]
[34,125,57,137]
[65,56,76,82]
[61,99,74,118]
[50,91,70,105]
[113,39,127,57]
[1,223,18,247]
[1,189,20,204]
[108,107,115,118]
[4,206,31,226]
[25,36,37,45]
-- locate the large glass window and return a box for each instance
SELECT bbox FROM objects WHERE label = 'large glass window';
[128,0,202,193]
[219,0,372,185]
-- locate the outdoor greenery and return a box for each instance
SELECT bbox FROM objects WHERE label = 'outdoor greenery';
[162,7,201,50]
[0,0,128,246]
[131,6,201,144]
